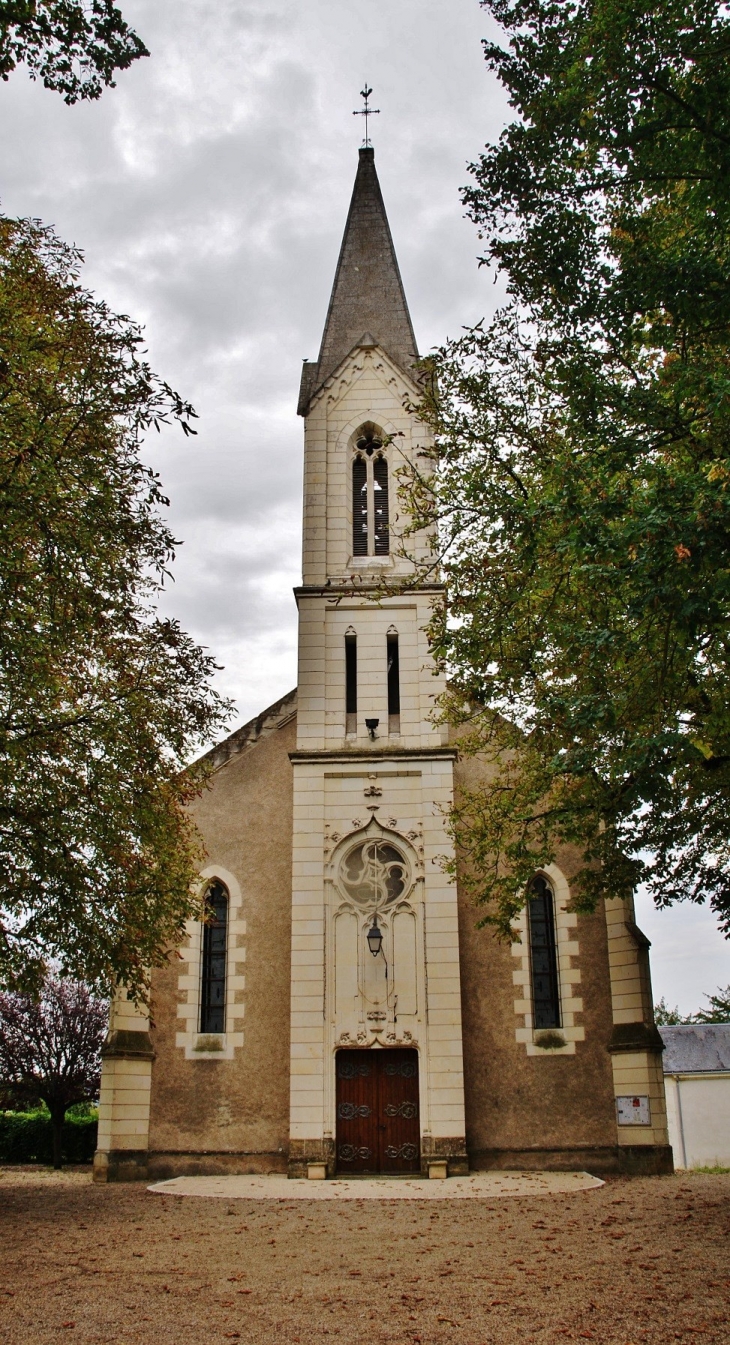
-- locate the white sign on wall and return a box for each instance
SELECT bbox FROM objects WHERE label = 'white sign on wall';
[616,1095,651,1126]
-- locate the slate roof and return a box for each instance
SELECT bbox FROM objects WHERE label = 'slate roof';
[298,147,418,415]
[660,1023,730,1073]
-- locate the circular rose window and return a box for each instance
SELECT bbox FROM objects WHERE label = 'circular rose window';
[339,840,407,911]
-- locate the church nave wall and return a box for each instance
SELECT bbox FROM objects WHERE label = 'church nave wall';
[144,706,296,1178]
[454,748,671,1174]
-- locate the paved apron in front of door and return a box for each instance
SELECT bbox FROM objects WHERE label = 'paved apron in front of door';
[335,1048,420,1174]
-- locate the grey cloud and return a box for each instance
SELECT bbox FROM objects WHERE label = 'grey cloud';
[0,0,506,728]
[1,0,725,1003]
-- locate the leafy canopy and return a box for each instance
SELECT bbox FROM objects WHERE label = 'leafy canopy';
[653,998,688,1025]
[694,985,730,1022]
[0,0,147,102]
[654,986,730,1022]
[0,216,232,998]
[406,0,730,935]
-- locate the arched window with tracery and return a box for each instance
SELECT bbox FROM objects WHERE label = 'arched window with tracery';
[351,424,389,558]
[200,879,228,1033]
[528,874,561,1029]
[338,837,408,911]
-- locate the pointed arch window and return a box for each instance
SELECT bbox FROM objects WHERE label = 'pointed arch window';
[200,880,228,1033]
[528,874,561,1029]
[351,424,389,558]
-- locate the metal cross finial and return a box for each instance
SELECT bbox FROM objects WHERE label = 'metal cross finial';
[353,84,380,148]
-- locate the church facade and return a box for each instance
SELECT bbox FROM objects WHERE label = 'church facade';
[94,149,672,1183]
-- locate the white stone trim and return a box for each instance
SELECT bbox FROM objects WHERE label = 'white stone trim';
[327,817,421,910]
[289,756,466,1146]
[175,865,246,1061]
[308,343,423,417]
[511,864,584,1056]
[347,417,396,566]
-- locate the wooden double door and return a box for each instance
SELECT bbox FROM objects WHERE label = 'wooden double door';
[335,1048,420,1175]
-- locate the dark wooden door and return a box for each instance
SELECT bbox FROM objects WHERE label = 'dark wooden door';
[335,1051,377,1173]
[335,1048,420,1175]
[379,1049,420,1173]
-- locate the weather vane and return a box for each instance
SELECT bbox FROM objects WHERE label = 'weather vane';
[353,84,380,147]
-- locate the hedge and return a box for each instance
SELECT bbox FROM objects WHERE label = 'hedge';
[0,1110,98,1164]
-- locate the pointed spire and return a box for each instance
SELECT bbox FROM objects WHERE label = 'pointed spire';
[298,148,418,414]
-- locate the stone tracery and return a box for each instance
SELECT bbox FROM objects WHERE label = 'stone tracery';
[339,838,407,911]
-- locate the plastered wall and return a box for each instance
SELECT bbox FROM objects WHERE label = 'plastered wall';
[454,751,620,1167]
[146,712,296,1176]
[665,1073,730,1168]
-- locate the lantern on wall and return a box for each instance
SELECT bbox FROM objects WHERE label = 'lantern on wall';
[366,915,383,957]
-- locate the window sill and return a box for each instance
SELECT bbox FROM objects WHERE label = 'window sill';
[347,554,395,570]
[177,1030,244,1061]
[194,1033,226,1055]
[515,1025,584,1056]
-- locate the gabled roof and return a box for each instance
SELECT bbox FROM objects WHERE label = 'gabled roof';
[201,688,297,772]
[298,147,418,416]
[660,1023,730,1073]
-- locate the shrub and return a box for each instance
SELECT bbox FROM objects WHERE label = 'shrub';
[0,1109,97,1164]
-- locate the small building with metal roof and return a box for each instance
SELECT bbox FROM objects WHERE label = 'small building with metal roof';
[661,1025,730,1169]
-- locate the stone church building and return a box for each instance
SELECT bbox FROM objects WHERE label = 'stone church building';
[94,148,672,1182]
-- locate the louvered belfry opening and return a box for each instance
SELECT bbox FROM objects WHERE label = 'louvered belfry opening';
[200,880,228,1034]
[352,423,389,558]
[352,457,368,555]
[373,455,389,554]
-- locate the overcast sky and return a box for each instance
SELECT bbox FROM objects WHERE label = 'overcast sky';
[1,0,726,1012]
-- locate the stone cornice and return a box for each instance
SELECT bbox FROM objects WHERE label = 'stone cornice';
[294,582,444,604]
[290,747,457,764]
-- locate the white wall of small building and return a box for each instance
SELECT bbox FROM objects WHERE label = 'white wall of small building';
[664,1072,730,1168]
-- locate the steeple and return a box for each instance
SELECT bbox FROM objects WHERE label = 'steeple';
[298,147,419,415]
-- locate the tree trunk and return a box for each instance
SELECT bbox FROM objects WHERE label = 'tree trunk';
[50,1104,66,1170]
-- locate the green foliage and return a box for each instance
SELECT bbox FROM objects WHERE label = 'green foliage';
[468,0,730,339]
[404,0,730,935]
[0,0,148,102]
[65,1100,96,1117]
[0,217,232,997]
[653,997,689,1025]
[653,986,730,1022]
[0,1108,97,1163]
[694,984,730,1022]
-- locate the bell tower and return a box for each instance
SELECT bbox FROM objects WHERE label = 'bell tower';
[288,147,467,1178]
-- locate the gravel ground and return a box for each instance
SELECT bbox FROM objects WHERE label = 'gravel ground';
[1,1166,729,1344]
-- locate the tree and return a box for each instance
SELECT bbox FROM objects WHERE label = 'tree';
[653,987,730,1022]
[405,0,730,936]
[0,976,107,1168]
[694,985,730,1023]
[653,998,689,1026]
[0,215,232,999]
[0,0,148,102]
